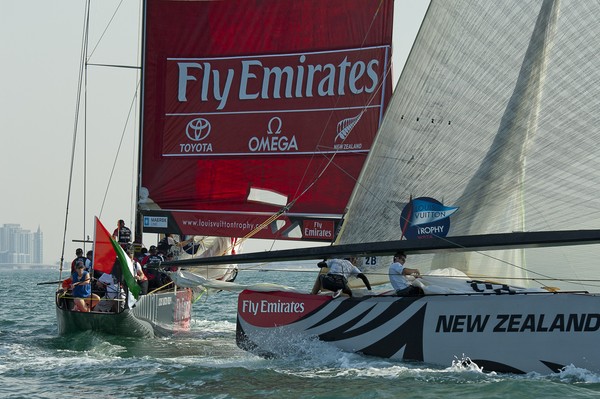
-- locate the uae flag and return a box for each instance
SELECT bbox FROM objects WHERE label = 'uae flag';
[92,217,141,301]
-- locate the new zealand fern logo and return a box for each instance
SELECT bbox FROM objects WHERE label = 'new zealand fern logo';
[400,197,458,239]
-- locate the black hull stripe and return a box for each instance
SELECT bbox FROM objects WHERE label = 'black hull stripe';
[360,303,427,360]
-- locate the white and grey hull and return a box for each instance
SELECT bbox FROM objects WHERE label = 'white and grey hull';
[237,290,600,374]
[56,289,193,337]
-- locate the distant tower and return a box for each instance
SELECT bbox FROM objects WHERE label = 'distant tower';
[33,226,43,264]
[17,228,32,263]
[1,224,20,263]
[0,224,20,253]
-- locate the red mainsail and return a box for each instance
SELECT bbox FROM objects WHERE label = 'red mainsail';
[140,0,394,241]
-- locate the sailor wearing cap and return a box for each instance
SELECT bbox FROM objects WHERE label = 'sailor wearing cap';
[70,248,87,273]
[140,245,166,291]
[71,261,99,312]
[141,245,164,266]
[389,252,423,296]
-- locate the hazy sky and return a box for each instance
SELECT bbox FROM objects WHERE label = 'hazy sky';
[0,0,428,265]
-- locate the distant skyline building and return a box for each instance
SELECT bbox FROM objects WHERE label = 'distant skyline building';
[34,226,43,263]
[0,223,44,264]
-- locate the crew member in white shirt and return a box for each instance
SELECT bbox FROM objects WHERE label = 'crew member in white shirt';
[389,251,423,296]
[318,257,372,298]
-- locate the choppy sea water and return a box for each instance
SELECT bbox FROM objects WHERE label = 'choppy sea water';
[2,267,600,399]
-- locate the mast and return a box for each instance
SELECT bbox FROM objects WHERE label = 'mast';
[134,0,148,245]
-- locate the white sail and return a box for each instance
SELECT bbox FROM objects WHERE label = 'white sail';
[175,235,240,281]
[339,0,600,289]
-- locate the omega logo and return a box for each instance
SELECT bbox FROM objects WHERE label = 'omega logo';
[267,116,282,135]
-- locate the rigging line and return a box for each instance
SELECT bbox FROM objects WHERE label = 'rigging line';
[289,72,389,205]
[87,63,141,70]
[332,54,410,225]
[291,52,394,203]
[400,195,413,240]
[218,115,339,252]
[231,208,290,250]
[231,266,600,284]
[288,39,396,214]
[218,202,297,256]
[99,79,142,217]
[87,0,126,61]
[315,150,367,181]
[520,190,586,284]
[245,12,395,256]
[222,2,394,254]
[460,243,559,281]
[254,120,355,250]
[60,0,91,279]
[83,1,91,253]
[220,168,331,253]
[289,1,393,208]
[359,0,387,48]
[415,230,570,283]
[239,261,277,271]
[129,87,138,231]
[356,271,600,283]
[288,71,392,217]
[230,115,375,251]
[288,101,342,203]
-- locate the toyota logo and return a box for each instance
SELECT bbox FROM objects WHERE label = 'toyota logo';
[186,118,211,141]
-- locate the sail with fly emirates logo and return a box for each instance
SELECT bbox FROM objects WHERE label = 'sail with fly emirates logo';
[162,47,390,156]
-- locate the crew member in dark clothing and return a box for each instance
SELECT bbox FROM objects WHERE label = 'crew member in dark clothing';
[141,245,165,291]
[112,219,132,250]
[70,248,87,273]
